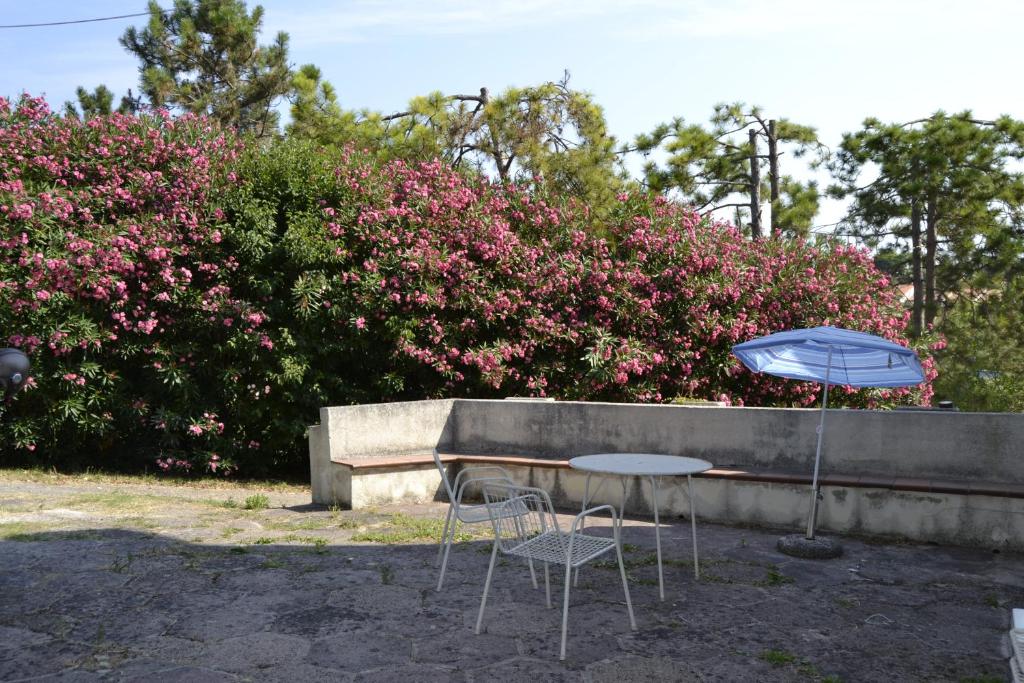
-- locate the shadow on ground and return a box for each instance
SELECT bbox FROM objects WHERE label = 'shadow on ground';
[0,478,1019,682]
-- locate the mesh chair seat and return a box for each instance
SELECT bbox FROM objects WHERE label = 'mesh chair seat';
[507,530,616,568]
[454,503,493,524]
[458,499,533,524]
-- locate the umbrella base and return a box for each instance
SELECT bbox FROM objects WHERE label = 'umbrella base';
[777,534,843,559]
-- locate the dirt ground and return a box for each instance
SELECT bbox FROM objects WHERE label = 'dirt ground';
[0,470,1019,682]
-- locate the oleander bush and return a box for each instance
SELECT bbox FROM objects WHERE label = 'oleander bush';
[0,95,934,476]
[0,95,262,474]
[229,141,933,411]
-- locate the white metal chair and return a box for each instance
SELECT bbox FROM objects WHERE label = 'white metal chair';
[433,449,538,592]
[475,483,636,660]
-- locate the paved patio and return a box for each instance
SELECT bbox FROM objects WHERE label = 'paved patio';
[0,475,1019,681]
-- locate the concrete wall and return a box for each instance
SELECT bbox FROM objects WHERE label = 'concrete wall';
[321,399,456,460]
[309,399,454,504]
[308,398,1024,548]
[450,399,1024,484]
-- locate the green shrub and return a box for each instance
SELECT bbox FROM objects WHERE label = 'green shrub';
[0,95,931,478]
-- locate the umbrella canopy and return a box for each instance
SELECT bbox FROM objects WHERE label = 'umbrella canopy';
[732,326,925,388]
[732,326,925,541]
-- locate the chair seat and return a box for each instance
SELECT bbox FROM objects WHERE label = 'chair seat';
[506,530,616,568]
[455,503,494,524]
[458,499,531,524]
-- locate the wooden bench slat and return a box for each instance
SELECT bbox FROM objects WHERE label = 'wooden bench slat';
[334,454,453,470]
[329,451,1021,499]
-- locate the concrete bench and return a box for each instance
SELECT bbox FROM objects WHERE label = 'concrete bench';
[308,399,1024,549]
[325,452,568,509]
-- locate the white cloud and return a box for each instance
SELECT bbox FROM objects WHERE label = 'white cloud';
[262,0,642,45]
[261,0,1024,45]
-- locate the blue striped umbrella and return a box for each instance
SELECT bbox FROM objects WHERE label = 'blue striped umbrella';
[732,326,925,539]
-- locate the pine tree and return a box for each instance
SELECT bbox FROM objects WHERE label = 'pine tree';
[631,103,823,238]
[62,85,138,119]
[120,0,292,137]
[288,71,625,216]
[830,112,1024,335]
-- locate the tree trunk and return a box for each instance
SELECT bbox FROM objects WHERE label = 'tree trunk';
[925,191,939,327]
[749,128,762,239]
[768,120,779,237]
[910,199,924,337]
[479,87,509,182]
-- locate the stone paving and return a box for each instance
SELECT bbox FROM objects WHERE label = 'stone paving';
[0,473,1021,682]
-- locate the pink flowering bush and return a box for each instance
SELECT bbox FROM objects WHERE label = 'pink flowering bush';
[0,97,933,476]
[0,95,267,473]
[230,142,933,425]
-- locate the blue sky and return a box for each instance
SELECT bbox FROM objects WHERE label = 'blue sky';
[2,0,1022,227]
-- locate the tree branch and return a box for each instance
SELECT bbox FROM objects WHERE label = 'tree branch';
[708,202,753,211]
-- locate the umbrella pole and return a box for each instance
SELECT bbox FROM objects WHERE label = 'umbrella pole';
[805,346,833,540]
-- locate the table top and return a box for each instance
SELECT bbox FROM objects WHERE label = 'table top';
[568,453,713,477]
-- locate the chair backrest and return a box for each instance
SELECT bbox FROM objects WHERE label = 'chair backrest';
[432,449,456,502]
[482,483,563,555]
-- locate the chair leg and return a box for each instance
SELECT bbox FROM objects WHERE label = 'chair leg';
[614,521,637,631]
[513,515,539,589]
[560,561,573,660]
[475,541,500,635]
[436,510,459,592]
[436,504,454,566]
[544,562,552,609]
[574,474,593,587]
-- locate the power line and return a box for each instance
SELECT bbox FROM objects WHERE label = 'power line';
[0,11,164,29]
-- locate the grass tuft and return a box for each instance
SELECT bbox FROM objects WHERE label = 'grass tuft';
[351,513,479,545]
[243,494,270,511]
[755,565,794,587]
[760,649,797,666]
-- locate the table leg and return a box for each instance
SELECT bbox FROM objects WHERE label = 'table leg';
[688,474,699,580]
[580,474,592,531]
[620,477,628,531]
[649,476,665,601]
[615,477,628,587]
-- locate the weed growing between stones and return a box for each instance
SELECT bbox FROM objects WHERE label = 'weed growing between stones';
[107,553,133,573]
[760,649,797,666]
[243,494,270,511]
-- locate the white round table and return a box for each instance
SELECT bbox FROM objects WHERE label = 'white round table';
[569,453,713,600]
